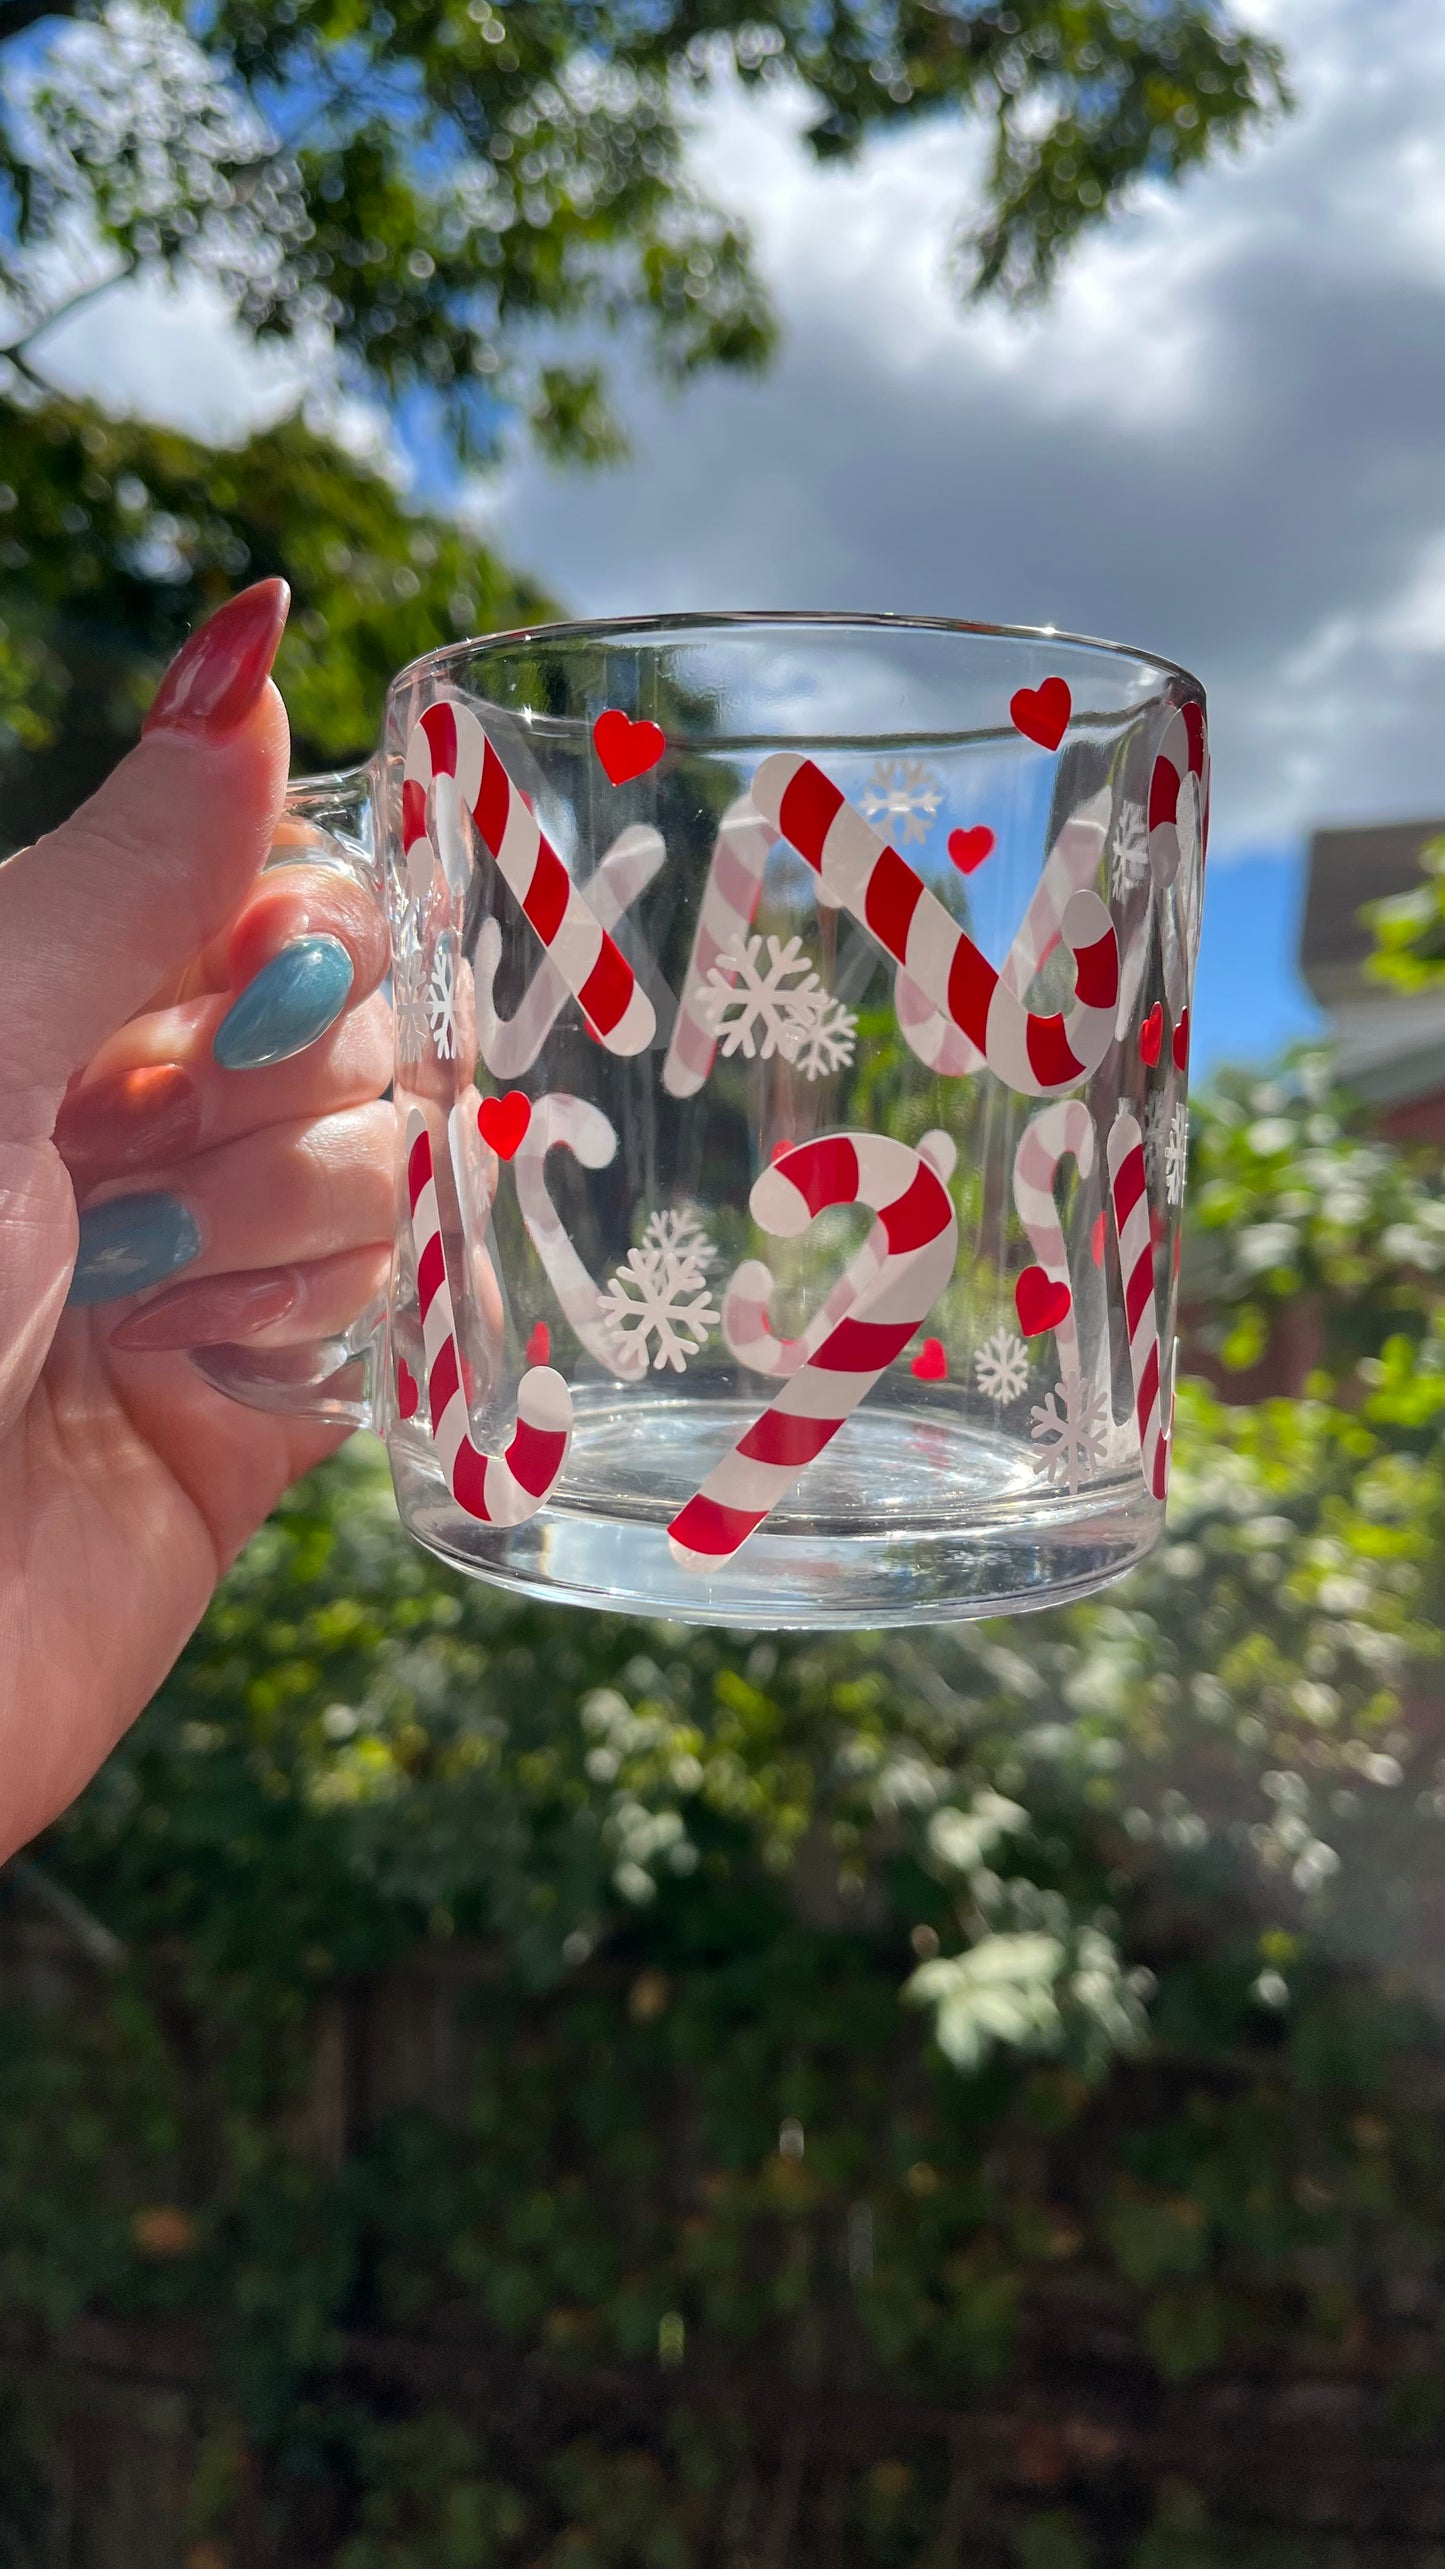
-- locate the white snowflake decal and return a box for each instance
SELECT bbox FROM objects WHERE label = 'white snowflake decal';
[1109,799,1150,899]
[1143,1087,1171,1189]
[792,992,858,1080]
[393,911,428,1063]
[643,1206,718,1270]
[598,1248,720,1374]
[974,1326,1030,1407]
[425,932,459,1061]
[702,934,823,1063]
[1164,1101,1189,1206]
[1029,1370,1110,1495]
[860,757,943,846]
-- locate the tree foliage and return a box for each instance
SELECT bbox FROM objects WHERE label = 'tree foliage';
[1,0,1289,469]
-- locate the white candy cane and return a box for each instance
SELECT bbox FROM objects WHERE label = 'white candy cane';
[406,1108,572,1525]
[403,703,655,1057]
[752,754,1118,1098]
[1012,1101,1096,1380]
[476,824,665,1077]
[670,1130,958,1565]
[897,794,1110,1079]
[663,796,776,1098]
[513,1093,645,1381]
[1106,1110,1168,1502]
[1117,705,1210,1052]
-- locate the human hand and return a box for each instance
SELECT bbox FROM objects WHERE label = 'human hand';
[0,581,392,1858]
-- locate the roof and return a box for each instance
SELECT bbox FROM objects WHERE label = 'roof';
[1300,817,1445,1008]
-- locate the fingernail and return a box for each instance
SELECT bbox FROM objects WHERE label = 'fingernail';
[67,1193,201,1308]
[213,935,354,1071]
[143,578,290,741]
[57,1063,202,1179]
[110,1267,300,1352]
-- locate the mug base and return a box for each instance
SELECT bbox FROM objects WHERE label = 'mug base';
[390,1390,1161,1630]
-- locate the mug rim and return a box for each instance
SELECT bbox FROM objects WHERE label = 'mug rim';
[391,607,1204,703]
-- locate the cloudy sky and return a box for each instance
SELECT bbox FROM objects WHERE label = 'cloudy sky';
[41,0,1445,1069]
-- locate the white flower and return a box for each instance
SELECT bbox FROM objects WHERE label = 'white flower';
[425,931,459,1061]
[702,933,823,1063]
[1144,1087,1171,1189]
[598,1248,720,1374]
[860,757,943,846]
[791,992,858,1080]
[1029,1370,1110,1495]
[974,1326,1030,1407]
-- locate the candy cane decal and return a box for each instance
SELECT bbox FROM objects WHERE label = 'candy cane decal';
[897,792,1110,1079]
[722,1129,955,1377]
[1012,1100,1096,1381]
[406,1108,572,1524]
[1147,703,1209,888]
[1106,1109,1168,1502]
[403,703,655,1057]
[752,754,1117,1097]
[669,1130,958,1565]
[513,1093,647,1380]
[663,796,776,1098]
[476,824,665,1077]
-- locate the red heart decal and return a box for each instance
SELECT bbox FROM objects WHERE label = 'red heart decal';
[770,1139,793,1164]
[948,825,995,875]
[395,1357,419,1420]
[477,1090,532,1159]
[1139,1003,1163,1068]
[1172,1007,1190,1072]
[911,1335,947,1381]
[525,1319,551,1366]
[1091,1211,1107,1270]
[593,707,665,785]
[1149,1208,1167,1250]
[1015,1265,1073,1337]
[1009,676,1072,752]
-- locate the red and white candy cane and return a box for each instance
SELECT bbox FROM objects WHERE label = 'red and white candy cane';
[722,1130,955,1376]
[897,794,1110,1079]
[1106,1109,1169,1502]
[513,1093,646,1381]
[406,1108,572,1525]
[663,795,776,1098]
[752,754,1118,1097]
[403,703,655,1057]
[1147,703,1210,888]
[1012,1100,1097,1380]
[669,1130,958,1565]
[476,823,665,1078]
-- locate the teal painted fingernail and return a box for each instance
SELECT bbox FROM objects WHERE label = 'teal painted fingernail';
[213,935,354,1071]
[67,1193,201,1307]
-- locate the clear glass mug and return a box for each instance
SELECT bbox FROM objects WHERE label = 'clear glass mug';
[199,613,1208,1629]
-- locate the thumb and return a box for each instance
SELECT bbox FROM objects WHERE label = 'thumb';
[0,580,292,1115]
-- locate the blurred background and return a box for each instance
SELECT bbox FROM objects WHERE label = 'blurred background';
[2,0,1445,2559]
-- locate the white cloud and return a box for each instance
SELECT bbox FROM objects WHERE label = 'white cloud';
[482,0,1445,855]
[24,0,1445,858]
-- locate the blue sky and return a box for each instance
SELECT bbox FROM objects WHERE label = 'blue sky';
[24,0,1445,1081]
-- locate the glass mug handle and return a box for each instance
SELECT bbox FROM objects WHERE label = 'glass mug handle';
[190,763,391,1430]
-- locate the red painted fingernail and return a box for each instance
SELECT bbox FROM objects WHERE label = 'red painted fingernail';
[56,1063,202,1180]
[109,1265,301,1351]
[143,578,290,740]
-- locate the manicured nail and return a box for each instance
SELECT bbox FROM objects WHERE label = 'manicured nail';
[67,1193,201,1308]
[110,1267,300,1352]
[56,1063,202,1180]
[213,935,354,1071]
[143,578,290,740]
